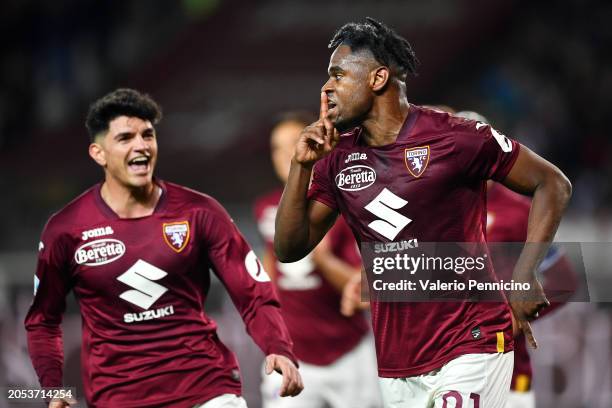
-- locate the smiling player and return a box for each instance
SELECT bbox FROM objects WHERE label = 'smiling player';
[25,88,302,408]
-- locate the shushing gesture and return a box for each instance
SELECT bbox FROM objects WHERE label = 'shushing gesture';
[294,92,340,167]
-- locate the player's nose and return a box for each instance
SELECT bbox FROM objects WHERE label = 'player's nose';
[132,133,149,151]
[321,79,333,94]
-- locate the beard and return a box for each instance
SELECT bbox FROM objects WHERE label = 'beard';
[333,109,368,133]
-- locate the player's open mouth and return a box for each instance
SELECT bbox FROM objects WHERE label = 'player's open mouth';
[127,156,150,174]
[327,101,337,116]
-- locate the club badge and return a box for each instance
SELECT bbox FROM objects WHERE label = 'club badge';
[404,146,430,178]
[163,221,190,253]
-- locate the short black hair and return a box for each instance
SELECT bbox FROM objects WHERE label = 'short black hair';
[328,17,419,81]
[85,88,162,141]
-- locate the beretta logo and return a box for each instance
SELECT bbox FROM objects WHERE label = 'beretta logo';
[74,238,126,266]
[335,165,376,191]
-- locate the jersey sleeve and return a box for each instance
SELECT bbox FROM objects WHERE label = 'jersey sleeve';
[24,219,73,388]
[453,121,521,181]
[202,199,297,364]
[307,156,338,210]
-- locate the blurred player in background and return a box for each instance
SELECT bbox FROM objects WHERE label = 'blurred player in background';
[25,88,302,408]
[274,17,572,407]
[254,112,381,408]
[456,110,578,408]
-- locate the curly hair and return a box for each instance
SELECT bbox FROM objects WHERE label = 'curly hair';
[328,17,419,81]
[85,88,162,141]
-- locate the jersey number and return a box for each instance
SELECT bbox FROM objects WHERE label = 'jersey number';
[442,391,480,408]
[364,188,412,240]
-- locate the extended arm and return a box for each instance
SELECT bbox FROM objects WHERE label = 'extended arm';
[204,203,302,396]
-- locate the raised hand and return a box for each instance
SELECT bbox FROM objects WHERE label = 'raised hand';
[294,92,339,167]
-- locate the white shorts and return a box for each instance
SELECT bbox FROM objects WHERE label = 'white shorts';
[506,390,535,408]
[261,335,382,408]
[193,393,248,408]
[379,352,514,408]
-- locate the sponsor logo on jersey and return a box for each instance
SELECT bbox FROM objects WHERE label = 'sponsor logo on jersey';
[163,221,190,253]
[81,226,114,241]
[335,165,376,191]
[476,122,513,152]
[373,239,419,253]
[117,259,168,309]
[344,152,367,163]
[277,254,321,290]
[74,238,126,266]
[244,250,271,282]
[124,305,175,323]
[404,146,430,178]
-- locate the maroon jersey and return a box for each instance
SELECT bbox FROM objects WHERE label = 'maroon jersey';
[487,183,576,391]
[254,189,369,365]
[25,181,296,408]
[308,105,519,377]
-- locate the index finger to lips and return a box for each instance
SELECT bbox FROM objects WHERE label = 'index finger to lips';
[320,91,328,120]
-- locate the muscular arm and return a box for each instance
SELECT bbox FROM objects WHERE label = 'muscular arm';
[503,145,572,245]
[502,145,572,341]
[275,159,338,262]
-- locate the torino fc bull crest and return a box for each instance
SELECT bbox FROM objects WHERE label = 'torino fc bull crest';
[404,146,430,178]
[163,221,190,253]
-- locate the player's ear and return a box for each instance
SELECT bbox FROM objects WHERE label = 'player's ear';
[370,66,390,92]
[89,141,107,167]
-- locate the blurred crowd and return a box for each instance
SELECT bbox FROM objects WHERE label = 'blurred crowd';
[441,0,611,217]
[1,0,609,251]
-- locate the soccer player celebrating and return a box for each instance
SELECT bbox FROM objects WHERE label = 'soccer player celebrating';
[254,112,381,408]
[274,18,572,407]
[25,88,302,408]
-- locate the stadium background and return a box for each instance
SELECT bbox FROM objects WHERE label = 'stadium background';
[0,0,610,406]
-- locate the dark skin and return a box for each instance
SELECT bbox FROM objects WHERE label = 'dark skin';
[275,44,573,349]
